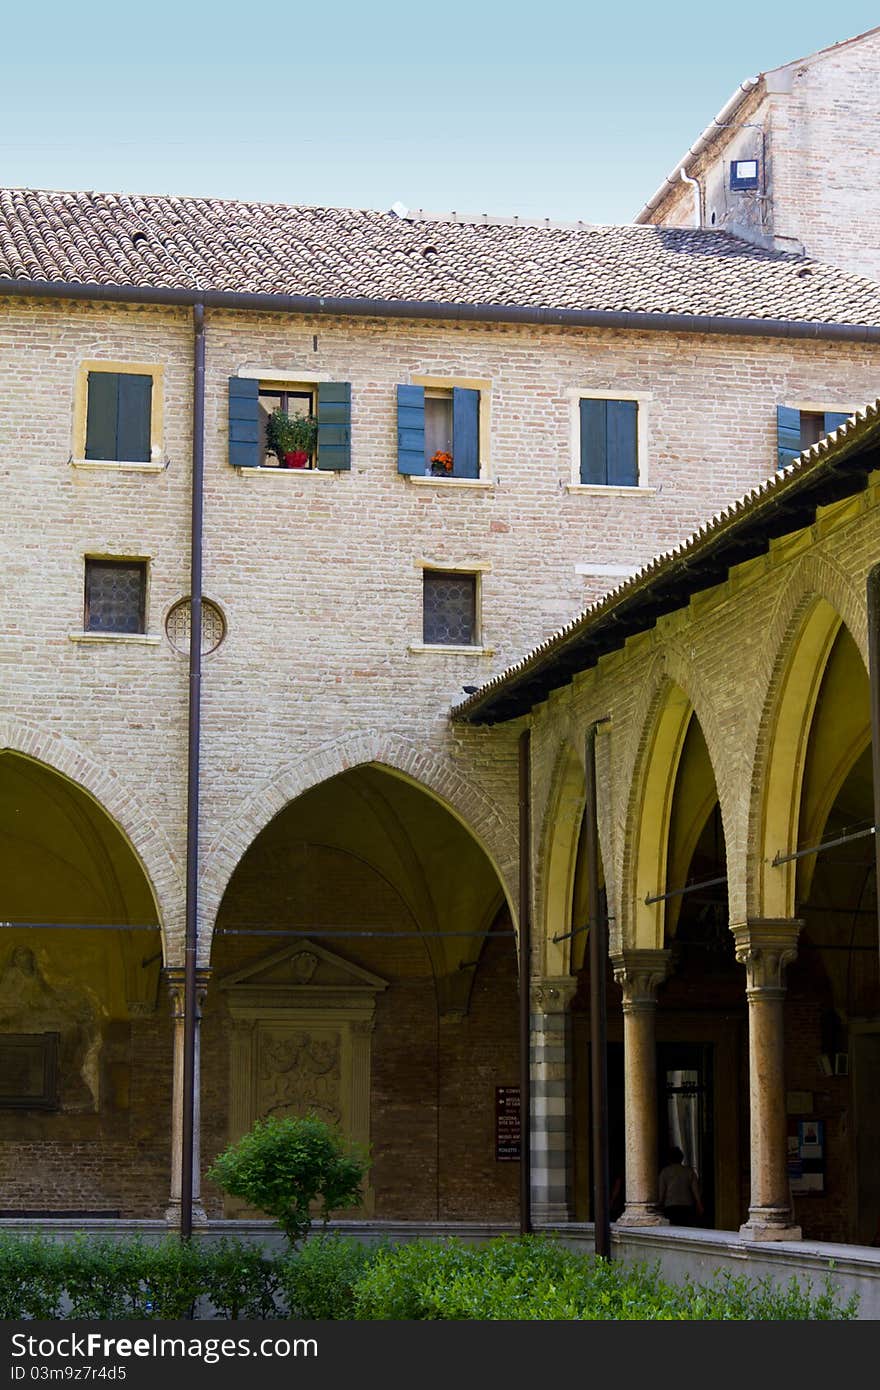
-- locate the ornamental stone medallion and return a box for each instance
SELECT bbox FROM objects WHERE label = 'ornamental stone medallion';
[218,941,387,1216]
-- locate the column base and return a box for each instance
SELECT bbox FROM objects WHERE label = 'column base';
[617,1203,668,1227]
[740,1209,801,1242]
[164,1200,208,1227]
[532,1201,574,1226]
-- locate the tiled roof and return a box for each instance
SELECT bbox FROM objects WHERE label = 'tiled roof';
[452,401,880,723]
[3,187,880,324]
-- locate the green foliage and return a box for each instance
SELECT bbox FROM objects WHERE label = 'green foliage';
[352,1236,859,1321]
[207,1113,368,1246]
[200,1237,279,1320]
[277,1235,376,1319]
[265,408,318,461]
[0,1233,66,1319]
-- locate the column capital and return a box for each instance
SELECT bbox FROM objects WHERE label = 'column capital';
[731,919,802,997]
[530,976,578,1014]
[611,949,671,1011]
[163,966,212,1017]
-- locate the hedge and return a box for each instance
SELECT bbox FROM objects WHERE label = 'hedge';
[0,1233,858,1321]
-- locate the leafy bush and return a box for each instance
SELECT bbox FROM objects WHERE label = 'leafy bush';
[201,1237,280,1320]
[0,1233,66,1319]
[208,1114,368,1246]
[352,1236,859,1321]
[278,1235,376,1319]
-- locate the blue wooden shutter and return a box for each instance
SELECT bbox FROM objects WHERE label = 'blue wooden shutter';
[397,384,426,475]
[579,398,607,484]
[85,371,119,460]
[824,411,850,435]
[452,387,480,478]
[116,373,152,462]
[317,381,351,470]
[777,405,801,470]
[606,399,638,486]
[229,377,260,468]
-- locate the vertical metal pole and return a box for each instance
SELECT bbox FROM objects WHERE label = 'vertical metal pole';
[586,725,611,1259]
[868,564,880,968]
[518,728,532,1235]
[181,302,206,1241]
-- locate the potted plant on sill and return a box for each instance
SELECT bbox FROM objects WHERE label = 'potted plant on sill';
[429,450,454,477]
[266,409,319,468]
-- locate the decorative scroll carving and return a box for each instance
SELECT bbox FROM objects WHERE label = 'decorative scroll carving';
[611,949,671,1012]
[732,920,802,997]
[258,1029,342,1125]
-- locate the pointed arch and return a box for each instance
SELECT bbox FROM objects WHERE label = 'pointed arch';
[0,716,178,957]
[201,731,518,953]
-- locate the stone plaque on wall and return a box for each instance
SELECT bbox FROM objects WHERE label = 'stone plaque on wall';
[219,941,387,1215]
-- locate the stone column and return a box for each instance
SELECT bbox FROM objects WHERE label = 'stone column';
[733,919,802,1241]
[165,967,211,1226]
[530,977,577,1223]
[611,950,671,1226]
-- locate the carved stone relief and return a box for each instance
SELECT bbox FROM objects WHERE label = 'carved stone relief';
[219,941,387,1215]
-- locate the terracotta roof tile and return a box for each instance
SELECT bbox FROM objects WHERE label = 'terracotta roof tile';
[3,187,880,323]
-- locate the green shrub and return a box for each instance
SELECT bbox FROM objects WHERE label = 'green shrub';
[278,1235,376,1319]
[0,1234,66,1319]
[208,1114,368,1246]
[201,1237,280,1320]
[351,1236,858,1321]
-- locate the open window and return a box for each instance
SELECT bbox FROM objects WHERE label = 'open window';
[229,377,351,471]
[397,381,485,479]
[777,406,853,470]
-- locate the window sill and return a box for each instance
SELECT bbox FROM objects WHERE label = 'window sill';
[565,483,655,496]
[407,475,495,490]
[408,643,495,656]
[68,632,161,645]
[237,466,336,478]
[71,459,167,474]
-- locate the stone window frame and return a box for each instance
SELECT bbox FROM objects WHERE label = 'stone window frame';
[405,373,495,490]
[408,558,495,656]
[566,385,655,496]
[69,553,160,647]
[71,359,166,473]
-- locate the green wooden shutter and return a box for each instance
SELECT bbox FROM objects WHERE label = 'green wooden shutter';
[229,377,260,468]
[579,398,607,484]
[452,388,480,478]
[824,411,851,435]
[777,406,801,470]
[397,384,426,475]
[85,371,120,460]
[606,399,638,486]
[317,381,351,470]
[116,373,152,462]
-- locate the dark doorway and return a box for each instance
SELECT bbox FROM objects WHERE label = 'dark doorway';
[658,1041,714,1229]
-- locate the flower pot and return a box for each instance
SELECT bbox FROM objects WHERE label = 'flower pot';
[284,451,309,468]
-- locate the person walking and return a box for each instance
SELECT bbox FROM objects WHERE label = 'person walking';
[658,1145,704,1226]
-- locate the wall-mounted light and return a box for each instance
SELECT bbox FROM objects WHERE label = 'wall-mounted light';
[730,159,760,190]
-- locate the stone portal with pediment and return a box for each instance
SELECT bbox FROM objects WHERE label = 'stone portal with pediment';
[218,941,387,1214]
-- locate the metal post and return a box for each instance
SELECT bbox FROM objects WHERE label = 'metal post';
[586,725,611,1259]
[518,728,532,1235]
[181,303,206,1241]
[868,563,880,969]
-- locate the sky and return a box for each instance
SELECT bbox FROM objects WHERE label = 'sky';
[2,1,879,225]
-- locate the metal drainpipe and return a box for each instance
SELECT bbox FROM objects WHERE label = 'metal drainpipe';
[586,723,611,1259]
[180,301,206,1240]
[518,728,532,1235]
[867,564,880,970]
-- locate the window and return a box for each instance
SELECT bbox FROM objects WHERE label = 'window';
[228,377,351,471]
[73,362,163,466]
[578,397,639,486]
[423,571,477,646]
[84,559,147,634]
[777,406,852,469]
[397,381,485,479]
